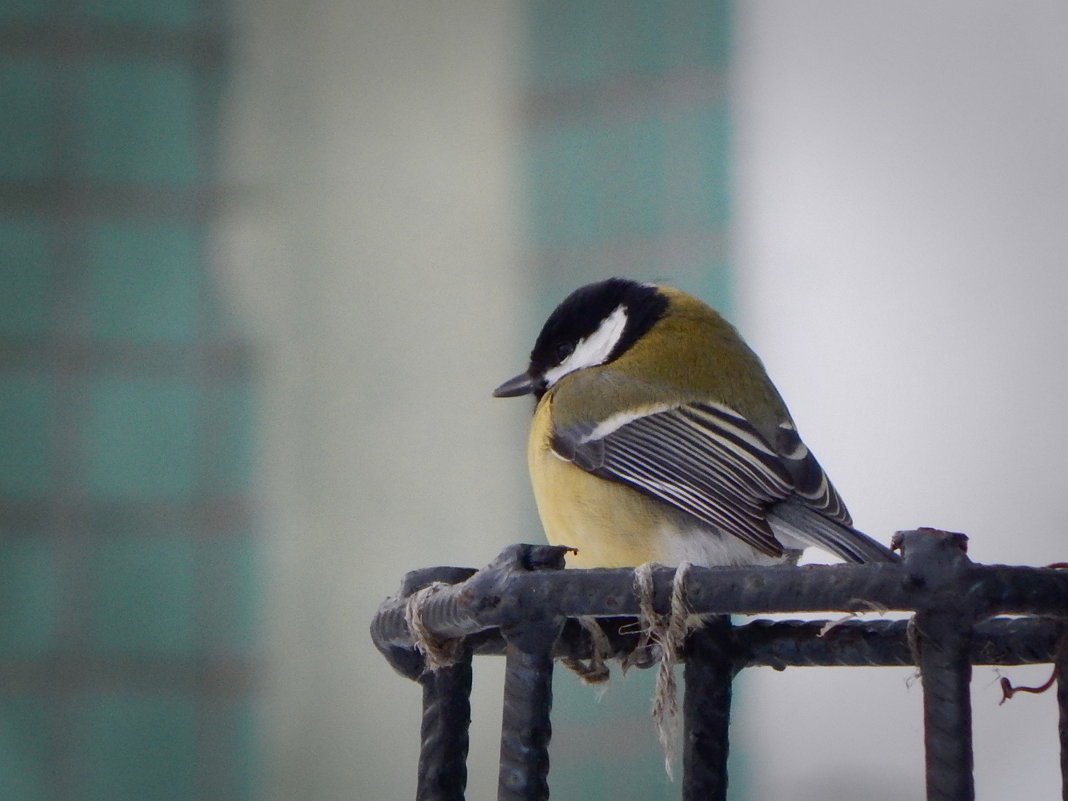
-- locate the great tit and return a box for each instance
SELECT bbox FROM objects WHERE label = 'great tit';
[493,278,896,568]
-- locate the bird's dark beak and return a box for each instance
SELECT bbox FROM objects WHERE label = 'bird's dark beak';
[493,371,536,398]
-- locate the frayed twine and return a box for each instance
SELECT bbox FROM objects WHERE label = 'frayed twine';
[562,616,613,684]
[621,561,694,780]
[404,581,460,671]
[818,601,890,637]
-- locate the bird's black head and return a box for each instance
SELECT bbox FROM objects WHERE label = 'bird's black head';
[493,278,668,399]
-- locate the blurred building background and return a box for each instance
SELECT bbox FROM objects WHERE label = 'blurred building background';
[2,1,1068,800]
[1,2,258,800]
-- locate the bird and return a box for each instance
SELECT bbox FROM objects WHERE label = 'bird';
[493,277,896,568]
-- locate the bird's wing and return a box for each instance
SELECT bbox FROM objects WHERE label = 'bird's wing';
[765,419,852,525]
[759,418,895,562]
[551,401,805,558]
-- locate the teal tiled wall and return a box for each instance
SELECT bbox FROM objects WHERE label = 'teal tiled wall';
[82,61,201,185]
[0,696,50,801]
[0,542,58,659]
[0,376,53,498]
[521,2,737,798]
[85,692,199,801]
[0,61,51,181]
[87,378,200,500]
[0,3,259,800]
[89,537,198,655]
[0,219,51,339]
[523,0,732,314]
[84,0,198,29]
[87,224,202,343]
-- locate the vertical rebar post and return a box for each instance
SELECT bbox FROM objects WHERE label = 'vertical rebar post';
[682,615,735,801]
[916,607,974,801]
[497,639,558,801]
[1057,633,1068,801]
[494,544,573,801]
[418,650,474,801]
[899,529,976,801]
[393,567,479,801]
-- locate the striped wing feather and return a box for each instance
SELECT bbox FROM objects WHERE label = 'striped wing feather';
[551,402,852,560]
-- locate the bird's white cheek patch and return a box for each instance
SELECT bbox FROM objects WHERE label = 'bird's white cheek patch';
[543,305,628,388]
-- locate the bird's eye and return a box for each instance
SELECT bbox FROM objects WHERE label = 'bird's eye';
[555,342,575,362]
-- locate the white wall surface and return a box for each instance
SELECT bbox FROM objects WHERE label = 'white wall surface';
[218,3,527,799]
[733,3,1068,798]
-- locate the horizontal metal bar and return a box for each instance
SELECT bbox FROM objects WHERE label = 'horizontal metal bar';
[371,535,1068,673]
[733,616,1061,669]
[452,616,1063,670]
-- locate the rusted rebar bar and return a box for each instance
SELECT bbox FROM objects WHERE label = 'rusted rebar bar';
[1057,635,1068,801]
[368,532,1068,801]
[418,653,473,801]
[682,615,735,801]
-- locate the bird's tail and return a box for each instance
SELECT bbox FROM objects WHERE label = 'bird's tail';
[769,500,899,564]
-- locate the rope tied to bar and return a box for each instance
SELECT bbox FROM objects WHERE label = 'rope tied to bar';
[562,616,612,684]
[623,561,694,779]
[405,582,460,670]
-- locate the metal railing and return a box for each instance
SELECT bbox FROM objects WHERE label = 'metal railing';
[371,529,1068,801]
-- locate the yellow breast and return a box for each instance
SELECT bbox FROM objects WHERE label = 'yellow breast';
[527,395,674,568]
